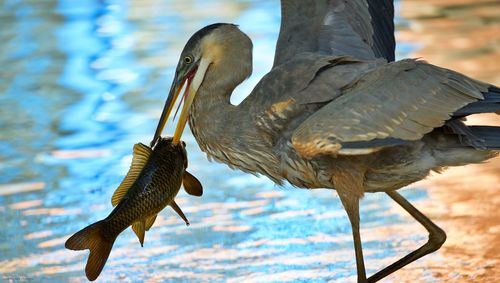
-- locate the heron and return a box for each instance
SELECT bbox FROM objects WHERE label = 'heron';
[151,0,500,281]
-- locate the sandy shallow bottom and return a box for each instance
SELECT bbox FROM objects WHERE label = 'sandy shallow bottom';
[396,0,500,281]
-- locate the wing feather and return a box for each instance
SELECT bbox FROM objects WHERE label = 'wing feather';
[367,0,395,61]
[291,59,490,158]
[274,0,395,67]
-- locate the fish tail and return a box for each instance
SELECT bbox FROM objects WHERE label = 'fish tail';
[65,220,115,281]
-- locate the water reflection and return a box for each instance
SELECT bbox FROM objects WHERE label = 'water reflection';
[0,0,498,282]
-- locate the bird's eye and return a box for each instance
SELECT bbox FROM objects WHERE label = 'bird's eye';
[184,56,193,64]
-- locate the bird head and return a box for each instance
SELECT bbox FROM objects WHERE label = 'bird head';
[151,23,252,147]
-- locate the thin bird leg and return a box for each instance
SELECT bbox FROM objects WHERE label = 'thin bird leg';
[339,193,367,283]
[368,191,447,282]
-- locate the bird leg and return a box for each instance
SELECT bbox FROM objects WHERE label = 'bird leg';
[367,191,447,282]
[338,193,367,283]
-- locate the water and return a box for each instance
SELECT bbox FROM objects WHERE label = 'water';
[0,0,452,282]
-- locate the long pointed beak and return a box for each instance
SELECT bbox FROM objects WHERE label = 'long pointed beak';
[172,83,195,145]
[151,77,185,147]
[151,57,210,147]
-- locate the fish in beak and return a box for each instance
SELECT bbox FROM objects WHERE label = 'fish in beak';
[151,57,211,147]
[66,137,203,281]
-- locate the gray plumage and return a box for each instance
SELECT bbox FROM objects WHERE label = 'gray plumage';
[153,1,500,282]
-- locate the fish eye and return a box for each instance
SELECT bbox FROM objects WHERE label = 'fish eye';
[183,56,193,64]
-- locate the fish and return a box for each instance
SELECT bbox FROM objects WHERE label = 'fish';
[65,137,203,281]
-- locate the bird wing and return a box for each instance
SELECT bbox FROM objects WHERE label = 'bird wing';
[273,0,395,67]
[291,59,491,157]
[249,55,380,141]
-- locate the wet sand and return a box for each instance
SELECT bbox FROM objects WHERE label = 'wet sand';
[397,1,500,281]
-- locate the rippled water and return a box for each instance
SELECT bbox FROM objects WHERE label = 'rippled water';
[0,0,456,282]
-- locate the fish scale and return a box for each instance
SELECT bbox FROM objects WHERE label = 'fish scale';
[65,137,203,281]
[104,143,184,234]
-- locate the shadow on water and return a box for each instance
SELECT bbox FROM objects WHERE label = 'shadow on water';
[0,0,497,282]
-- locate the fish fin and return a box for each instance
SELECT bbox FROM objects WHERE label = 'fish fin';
[145,214,157,231]
[65,220,115,281]
[111,143,152,206]
[170,201,190,226]
[183,171,203,197]
[132,214,157,247]
[132,220,146,247]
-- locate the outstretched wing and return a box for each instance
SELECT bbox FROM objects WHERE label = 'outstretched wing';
[273,0,395,67]
[291,59,491,157]
[367,0,395,61]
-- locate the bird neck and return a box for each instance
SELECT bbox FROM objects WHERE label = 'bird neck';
[188,82,243,155]
[185,26,283,177]
[188,89,283,182]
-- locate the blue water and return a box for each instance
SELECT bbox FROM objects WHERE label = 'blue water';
[0,0,437,282]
